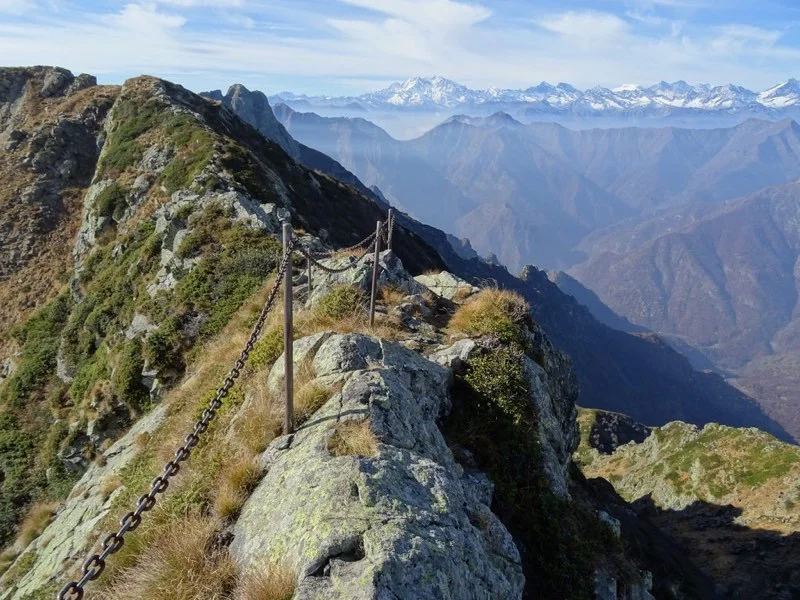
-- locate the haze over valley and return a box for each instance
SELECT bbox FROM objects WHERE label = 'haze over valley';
[206,78,800,443]
[5,0,800,597]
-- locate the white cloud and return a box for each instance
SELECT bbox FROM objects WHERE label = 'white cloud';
[338,0,491,28]
[0,0,34,14]
[538,11,629,39]
[0,0,799,95]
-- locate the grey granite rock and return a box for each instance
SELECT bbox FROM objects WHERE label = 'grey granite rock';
[231,333,524,599]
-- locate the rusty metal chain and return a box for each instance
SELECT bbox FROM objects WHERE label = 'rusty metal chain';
[296,236,377,274]
[57,239,297,600]
[303,229,378,259]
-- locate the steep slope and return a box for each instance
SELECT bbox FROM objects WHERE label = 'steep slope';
[547,271,646,334]
[571,183,800,440]
[0,67,116,350]
[577,409,800,599]
[525,119,800,210]
[409,120,632,270]
[0,68,443,552]
[202,86,395,203]
[274,104,475,227]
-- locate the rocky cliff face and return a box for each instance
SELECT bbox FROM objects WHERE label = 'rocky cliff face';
[0,67,116,348]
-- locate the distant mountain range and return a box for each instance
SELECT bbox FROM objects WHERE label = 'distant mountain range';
[271,103,800,272]
[206,82,792,445]
[271,76,800,121]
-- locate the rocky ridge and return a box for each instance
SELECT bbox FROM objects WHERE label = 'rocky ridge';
[577,408,800,598]
[1,245,653,599]
[0,66,780,599]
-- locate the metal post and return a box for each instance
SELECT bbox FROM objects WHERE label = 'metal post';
[369,220,382,328]
[387,209,394,251]
[282,221,294,435]
[306,257,312,303]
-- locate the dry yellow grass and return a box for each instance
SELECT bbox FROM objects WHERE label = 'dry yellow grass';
[16,502,59,548]
[95,516,237,600]
[236,564,296,600]
[451,286,476,304]
[332,247,370,260]
[213,456,262,521]
[327,420,379,457]
[291,359,335,426]
[448,288,529,342]
[379,285,406,307]
[235,373,283,455]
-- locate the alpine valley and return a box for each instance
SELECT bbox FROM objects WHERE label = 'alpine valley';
[1,66,800,600]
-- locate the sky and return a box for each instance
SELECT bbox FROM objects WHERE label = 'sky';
[1,0,800,96]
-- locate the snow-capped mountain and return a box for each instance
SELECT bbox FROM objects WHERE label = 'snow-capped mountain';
[270,76,800,116]
[758,78,800,108]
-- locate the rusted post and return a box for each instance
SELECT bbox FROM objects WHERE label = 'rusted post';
[282,221,294,434]
[369,220,382,328]
[306,256,312,303]
[387,208,394,251]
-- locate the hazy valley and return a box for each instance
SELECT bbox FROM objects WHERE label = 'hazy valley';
[1,65,799,600]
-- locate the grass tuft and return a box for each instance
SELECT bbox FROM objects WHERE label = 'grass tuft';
[327,420,378,458]
[95,516,237,600]
[448,289,529,345]
[235,563,296,600]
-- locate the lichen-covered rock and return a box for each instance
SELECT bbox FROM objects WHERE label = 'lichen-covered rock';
[415,271,478,301]
[231,333,525,599]
[0,405,168,599]
[306,250,426,306]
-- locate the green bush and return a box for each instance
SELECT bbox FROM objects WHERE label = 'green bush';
[113,340,149,412]
[143,319,183,374]
[219,142,277,202]
[2,295,71,407]
[444,345,622,598]
[316,286,367,321]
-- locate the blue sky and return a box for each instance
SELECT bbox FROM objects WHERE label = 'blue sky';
[1,0,800,95]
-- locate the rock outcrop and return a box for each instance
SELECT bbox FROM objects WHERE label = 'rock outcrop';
[233,333,525,598]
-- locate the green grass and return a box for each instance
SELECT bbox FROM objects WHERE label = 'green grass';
[98,97,166,177]
[94,182,130,220]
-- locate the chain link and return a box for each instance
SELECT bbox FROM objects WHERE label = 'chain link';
[296,236,378,274]
[57,240,297,600]
[57,213,395,599]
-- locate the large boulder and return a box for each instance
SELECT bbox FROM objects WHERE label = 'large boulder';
[231,333,525,599]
